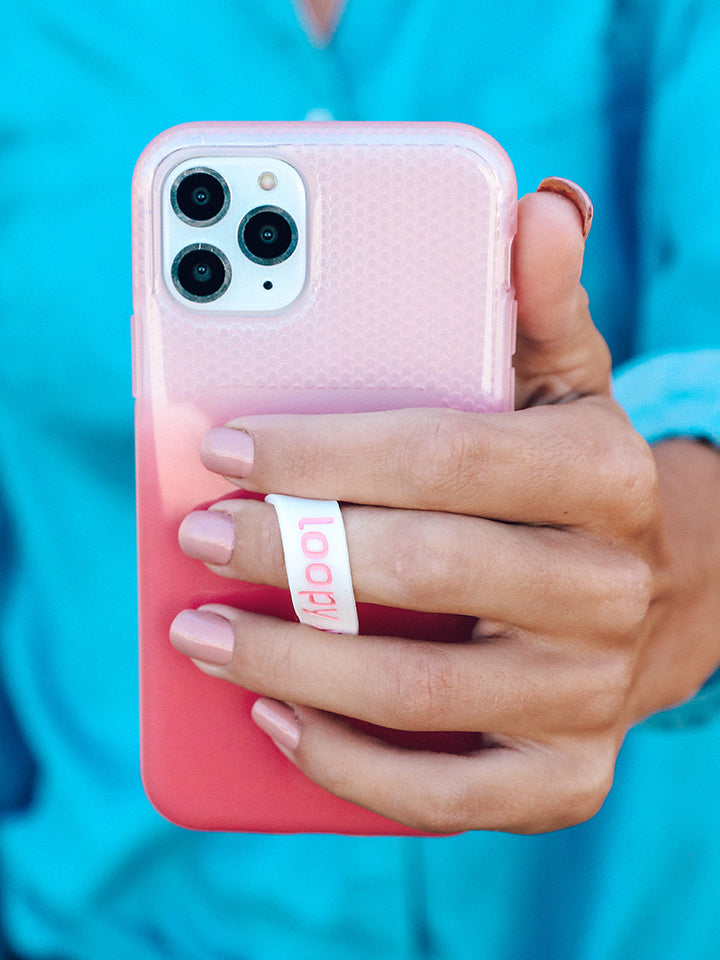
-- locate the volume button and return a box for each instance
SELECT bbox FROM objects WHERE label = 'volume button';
[504,237,514,287]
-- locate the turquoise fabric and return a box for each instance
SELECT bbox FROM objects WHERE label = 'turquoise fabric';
[1,1,719,957]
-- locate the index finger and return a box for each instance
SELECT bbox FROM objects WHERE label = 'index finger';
[200,398,649,528]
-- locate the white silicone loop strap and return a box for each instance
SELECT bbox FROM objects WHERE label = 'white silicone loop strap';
[265,495,359,635]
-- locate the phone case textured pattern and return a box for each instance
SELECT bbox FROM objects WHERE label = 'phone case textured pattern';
[133,122,516,833]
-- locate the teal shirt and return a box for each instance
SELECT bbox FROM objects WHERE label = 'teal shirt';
[1,2,720,957]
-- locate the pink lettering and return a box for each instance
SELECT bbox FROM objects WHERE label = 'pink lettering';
[301,531,329,558]
[298,516,334,529]
[305,563,332,586]
[302,608,338,621]
[298,591,336,606]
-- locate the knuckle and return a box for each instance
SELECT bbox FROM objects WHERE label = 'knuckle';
[233,617,294,692]
[620,554,654,630]
[256,506,285,581]
[401,410,487,509]
[558,747,616,827]
[404,775,479,835]
[387,515,471,611]
[604,429,659,534]
[599,552,654,640]
[571,651,634,730]
[386,526,435,609]
[572,409,658,535]
[278,427,324,489]
[379,643,457,730]
[306,739,356,805]
[518,746,617,834]
[222,501,284,584]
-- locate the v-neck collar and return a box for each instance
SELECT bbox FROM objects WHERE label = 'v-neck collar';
[294,0,348,46]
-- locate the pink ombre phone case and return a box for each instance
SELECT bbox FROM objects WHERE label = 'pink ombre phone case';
[132,121,516,833]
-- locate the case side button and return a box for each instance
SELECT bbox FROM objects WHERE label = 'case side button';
[510,297,518,355]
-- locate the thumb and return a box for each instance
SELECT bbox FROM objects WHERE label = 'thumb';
[513,179,612,407]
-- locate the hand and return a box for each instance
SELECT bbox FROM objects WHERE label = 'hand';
[170,187,720,834]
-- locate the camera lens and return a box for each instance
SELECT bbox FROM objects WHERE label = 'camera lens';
[171,168,229,225]
[172,244,231,302]
[238,206,298,265]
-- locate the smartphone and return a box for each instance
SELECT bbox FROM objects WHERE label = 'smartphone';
[132,121,517,833]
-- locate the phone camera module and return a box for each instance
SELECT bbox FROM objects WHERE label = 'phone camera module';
[171,168,229,225]
[172,244,231,302]
[238,206,298,265]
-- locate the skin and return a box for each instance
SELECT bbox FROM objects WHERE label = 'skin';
[176,190,720,834]
[303,0,344,36]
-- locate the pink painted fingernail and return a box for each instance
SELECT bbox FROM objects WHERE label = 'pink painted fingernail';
[201,427,254,478]
[536,177,594,239]
[179,510,235,565]
[251,698,301,752]
[170,609,235,666]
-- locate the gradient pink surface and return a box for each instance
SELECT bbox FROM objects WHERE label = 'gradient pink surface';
[132,121,517,833]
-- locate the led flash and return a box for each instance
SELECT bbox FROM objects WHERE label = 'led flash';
[258,171,278,191]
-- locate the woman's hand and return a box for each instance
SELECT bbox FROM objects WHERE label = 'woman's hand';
[170,187,720,834]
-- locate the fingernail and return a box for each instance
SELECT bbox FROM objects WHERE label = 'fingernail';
[536,177,593,239]
[170,609,235,666]
[251,698,301,752]
[201,427,254,478]
[179,510,235,565]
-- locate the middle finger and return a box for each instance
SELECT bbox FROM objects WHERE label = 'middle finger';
[179,499,641,637]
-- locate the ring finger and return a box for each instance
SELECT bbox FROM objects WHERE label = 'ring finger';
[170,605,619,736]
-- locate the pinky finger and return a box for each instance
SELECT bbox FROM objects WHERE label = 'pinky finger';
[251,699,611,835]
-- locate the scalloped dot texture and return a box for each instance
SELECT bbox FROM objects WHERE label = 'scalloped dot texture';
[143,138,515,413]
